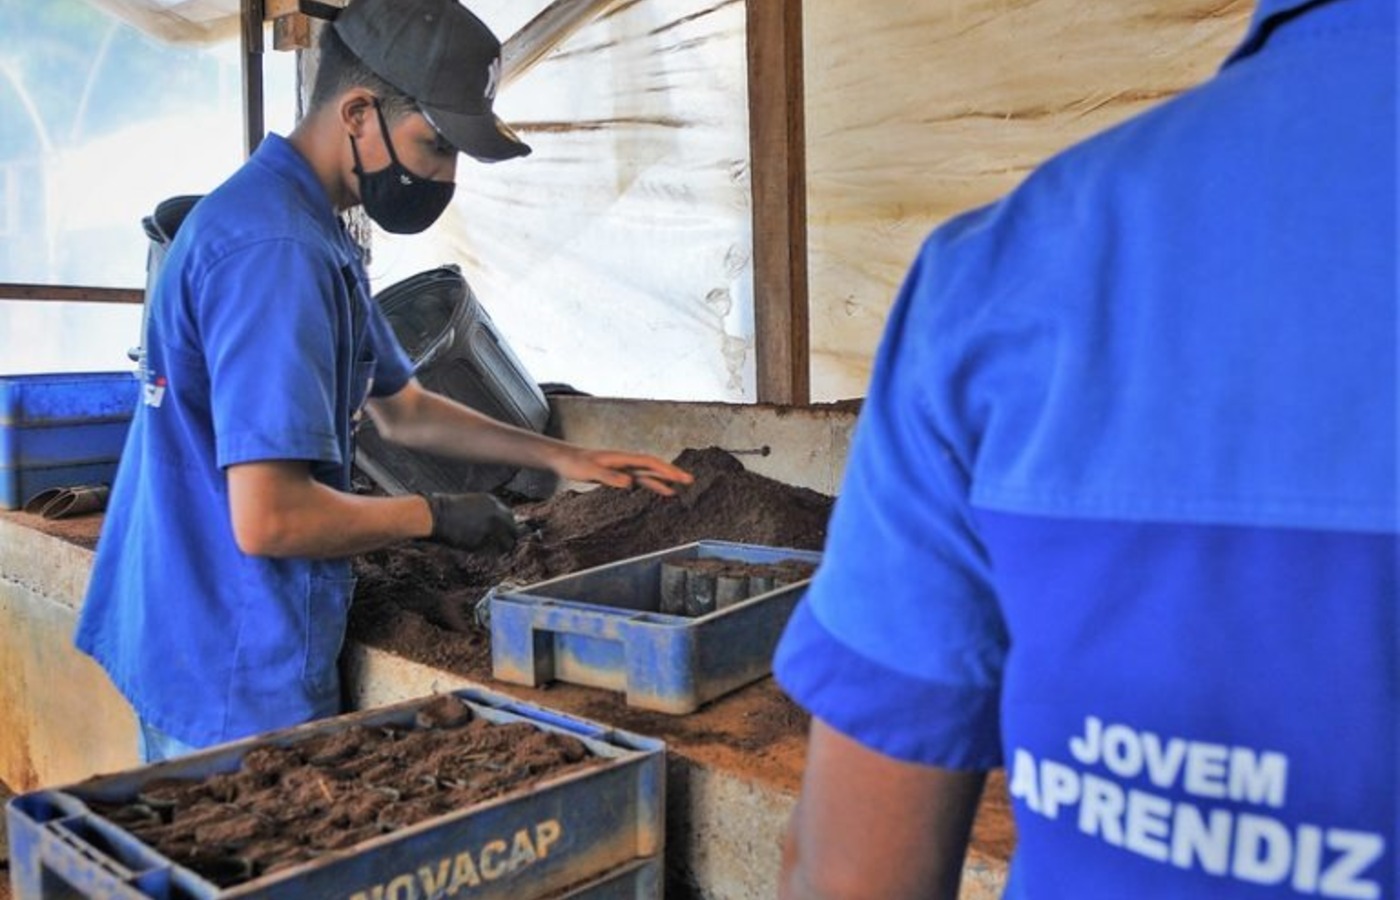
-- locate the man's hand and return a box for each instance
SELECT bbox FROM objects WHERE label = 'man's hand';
[423,493,518,553]
[552,449,695,496]
[367,383,695,497]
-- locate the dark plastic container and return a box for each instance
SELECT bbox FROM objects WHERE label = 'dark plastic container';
[0,372,140,509]
[131,195,202,373]
[490,541,823,714]
[6,688,664,899]
[355,265,554,497]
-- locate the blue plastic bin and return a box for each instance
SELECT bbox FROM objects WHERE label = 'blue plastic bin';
[6,688,664,899]
[0,371,139,510]
[490,541,822,714]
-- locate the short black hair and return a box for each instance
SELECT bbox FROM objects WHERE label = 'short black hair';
[310,24,417,123]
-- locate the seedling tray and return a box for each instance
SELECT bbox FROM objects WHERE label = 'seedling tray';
[6,688,664,899]
[490,541,822,714]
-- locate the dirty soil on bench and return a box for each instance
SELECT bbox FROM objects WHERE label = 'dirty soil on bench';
[2,446,1014,866]
[85,695,597,888]
[346,447,832,779]
[345,445,1016,866]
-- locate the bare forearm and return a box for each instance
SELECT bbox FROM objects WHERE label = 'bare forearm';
[228,463,433,558]
[370,388,570,471]
[781,719,987,900]
[367,380,695,497]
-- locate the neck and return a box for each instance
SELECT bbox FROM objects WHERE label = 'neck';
[289,108,357,211]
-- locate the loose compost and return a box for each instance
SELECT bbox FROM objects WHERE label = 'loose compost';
[85,695,598,887]
[349,447,830,687]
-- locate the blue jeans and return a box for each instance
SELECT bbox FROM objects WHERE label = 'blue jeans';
[137,719,201,764]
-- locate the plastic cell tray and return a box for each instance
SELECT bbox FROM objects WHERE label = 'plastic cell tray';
[490,541,823,715]
[6,688,664,899]
[0,371,139,509]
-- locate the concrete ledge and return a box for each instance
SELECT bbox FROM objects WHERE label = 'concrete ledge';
[551,397,857,495]
[0,451,1013,899]
[0,515,97,613]
[0,515,821,897]
[0,516,137,789]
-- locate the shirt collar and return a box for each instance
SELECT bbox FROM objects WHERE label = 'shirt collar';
[249,133,341,229]
[1224,0,1383,66]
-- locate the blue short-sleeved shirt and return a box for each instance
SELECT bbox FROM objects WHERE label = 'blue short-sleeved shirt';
[774,1,1397,897]
[75,134,413,747]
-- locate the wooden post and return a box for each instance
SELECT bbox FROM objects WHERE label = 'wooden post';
[746,0,810,406]
[241,0,266,157]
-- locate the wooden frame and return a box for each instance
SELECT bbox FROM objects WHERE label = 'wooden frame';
[746,0,810,405]
[241,0,266,157]
[501,0,625,87]
[0,283,144,305]
[265,0,346,50]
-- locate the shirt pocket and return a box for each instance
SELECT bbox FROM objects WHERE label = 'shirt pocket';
[302,572,357,696]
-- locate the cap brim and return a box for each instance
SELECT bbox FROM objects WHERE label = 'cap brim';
[427,107,531,163]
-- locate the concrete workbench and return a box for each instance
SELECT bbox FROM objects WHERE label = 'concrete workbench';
[0,397,1013,898]
[0,511,1013,898]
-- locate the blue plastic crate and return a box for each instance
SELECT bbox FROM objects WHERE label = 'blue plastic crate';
[0,371,139,510]
[490,541,822,715]
[6,688,664,899]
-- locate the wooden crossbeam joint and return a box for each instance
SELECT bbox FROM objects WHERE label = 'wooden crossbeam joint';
[273,13,313,50]
[265,0,343,51]
[264,0,346,21]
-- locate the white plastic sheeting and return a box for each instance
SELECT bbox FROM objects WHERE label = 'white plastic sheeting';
[802,0,1252,399]
[17,0,1256,401]
[367,0,1251,402]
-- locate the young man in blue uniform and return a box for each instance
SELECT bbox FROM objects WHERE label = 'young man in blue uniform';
[774,0,1396,897]
[75,0,691,763]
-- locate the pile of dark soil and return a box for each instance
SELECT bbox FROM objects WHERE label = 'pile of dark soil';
[348,447,834,676]
[86,696,597,888]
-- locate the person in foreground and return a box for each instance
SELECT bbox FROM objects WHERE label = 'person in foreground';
[75,0,691,764]
[773,0,1395,897]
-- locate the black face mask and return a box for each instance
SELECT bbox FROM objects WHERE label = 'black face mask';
[350,100,456,235]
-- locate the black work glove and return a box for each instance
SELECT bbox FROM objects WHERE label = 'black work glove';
[423,493,518,554]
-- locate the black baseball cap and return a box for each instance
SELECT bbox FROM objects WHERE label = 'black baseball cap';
[333,0,531,163]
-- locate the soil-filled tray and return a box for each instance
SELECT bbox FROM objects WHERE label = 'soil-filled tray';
[6,689,664,899]
[489,541,823,715]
